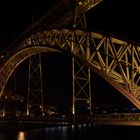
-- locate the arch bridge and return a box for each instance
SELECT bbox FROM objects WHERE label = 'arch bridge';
[0,0,140,116]
[0,28,140,110]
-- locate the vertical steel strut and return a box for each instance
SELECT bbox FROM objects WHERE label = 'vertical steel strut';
[27,53,44,116]
[72,0,93,115]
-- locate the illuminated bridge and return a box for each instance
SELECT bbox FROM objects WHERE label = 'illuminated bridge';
[0,0,140,126]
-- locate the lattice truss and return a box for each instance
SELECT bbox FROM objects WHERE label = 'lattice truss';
[27,53,43,114]
[23,29,140,104]
[0,28,140,108]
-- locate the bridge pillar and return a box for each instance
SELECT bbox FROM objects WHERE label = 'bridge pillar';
[72,0,92,116]
[72,57,92,115]
[71,31,92,116]
[26,53,44,116]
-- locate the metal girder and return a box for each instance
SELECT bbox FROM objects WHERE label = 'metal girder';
[76,0,103,12]
[30,0,103,29]
[72,0,103,115]
[0,47,60,97]
[23,29,140,108]
[71,29,92,115]
[0,29,140,109]
[26,53,43,116]
[72,57,92,114]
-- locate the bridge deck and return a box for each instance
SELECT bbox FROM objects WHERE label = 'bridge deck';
[1,113,140,130]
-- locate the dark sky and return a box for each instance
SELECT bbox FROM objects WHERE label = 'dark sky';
[87,0,140,44]
[1,0,139,111]
[0,0,58,49]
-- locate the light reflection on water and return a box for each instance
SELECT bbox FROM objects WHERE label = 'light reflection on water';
[0,124,139,140]
[17,132,26,140]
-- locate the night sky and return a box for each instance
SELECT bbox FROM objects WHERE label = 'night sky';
[1,0,139,112]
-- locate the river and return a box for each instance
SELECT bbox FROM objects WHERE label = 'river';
[0,124,140,140]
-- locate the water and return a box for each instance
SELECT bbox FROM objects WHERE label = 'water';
[0,124,140,140]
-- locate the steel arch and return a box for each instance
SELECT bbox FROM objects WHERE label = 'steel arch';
[0,28,140,108]
[0,46,60,97]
